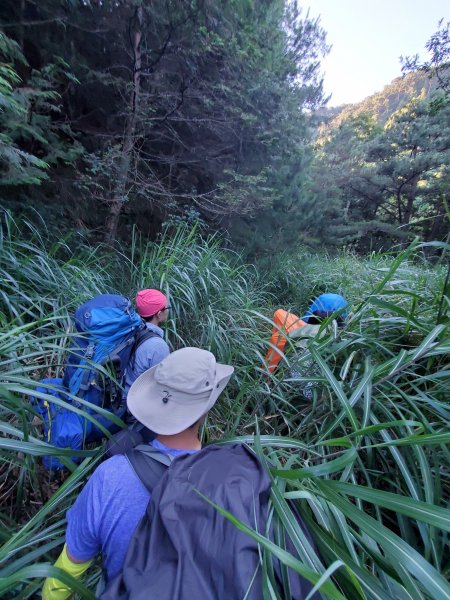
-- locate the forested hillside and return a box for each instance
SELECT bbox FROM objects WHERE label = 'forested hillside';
[323,71,437,127]
[311,67,449,251]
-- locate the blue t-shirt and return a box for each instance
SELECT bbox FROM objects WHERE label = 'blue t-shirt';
[66,440,197,580]
[123,323,170,395]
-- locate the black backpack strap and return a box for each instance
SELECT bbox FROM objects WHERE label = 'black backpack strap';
[140,425,156,443]
[130,326,160,370]
[105,428,144,457]
[125,446,173,493]
[134,327,159,350]
[105,423,156,458]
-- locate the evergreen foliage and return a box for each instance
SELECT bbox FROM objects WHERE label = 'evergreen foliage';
[0,30,83,188]
[0,32,49,185]
[1,4,448,255]
[401,19,450,102]
[309,21,449,253]
[311,88,450,250]
[0,0,328,246]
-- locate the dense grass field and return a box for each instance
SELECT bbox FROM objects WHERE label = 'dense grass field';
[0,213,449,599]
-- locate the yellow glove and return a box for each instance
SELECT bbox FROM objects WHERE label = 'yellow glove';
[42,544,92,600]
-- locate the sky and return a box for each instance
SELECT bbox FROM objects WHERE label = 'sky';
[305,0,449,106]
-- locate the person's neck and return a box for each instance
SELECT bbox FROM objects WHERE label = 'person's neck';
[156,429,201,451]
[148,318,160,327]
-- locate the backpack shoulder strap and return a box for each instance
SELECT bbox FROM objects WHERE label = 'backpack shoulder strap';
[129,326,160,370]
[125,446,173,493]
[134,327,160,351]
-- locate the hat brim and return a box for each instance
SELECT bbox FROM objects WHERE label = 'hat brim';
[127,362,234,435]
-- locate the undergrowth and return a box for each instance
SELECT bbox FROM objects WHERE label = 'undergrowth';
[0,213,449,599]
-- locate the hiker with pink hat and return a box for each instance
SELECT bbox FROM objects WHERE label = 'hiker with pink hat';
[123,289,171,397]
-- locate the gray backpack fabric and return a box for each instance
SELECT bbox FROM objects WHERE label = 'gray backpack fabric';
[100,443,319,600]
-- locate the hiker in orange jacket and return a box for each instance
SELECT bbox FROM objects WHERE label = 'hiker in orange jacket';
[264,294,349,374]
[264,309,306,373]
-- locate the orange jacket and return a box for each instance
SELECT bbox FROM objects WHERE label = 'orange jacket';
[264,309,305,373]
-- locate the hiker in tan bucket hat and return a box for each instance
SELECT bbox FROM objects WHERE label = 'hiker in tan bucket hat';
[42,347,234,600]
[128,346,234,436]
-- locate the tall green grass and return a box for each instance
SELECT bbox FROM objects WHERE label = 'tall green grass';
[0,213,449,599]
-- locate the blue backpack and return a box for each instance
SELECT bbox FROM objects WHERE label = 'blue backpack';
[32,377,83,471]
[62,294,150,440]
[32,295,159,470]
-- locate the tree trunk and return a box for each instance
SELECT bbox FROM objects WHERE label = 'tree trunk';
[403,176,419,226]
[403,194,414,227]
[397,174,419,229]
[430,216,442,242]
[428,195,446,242]
[402,147,419,227]
[104,5,143,245]
[343,198,350,219]
[19,0,25,50]
[396,190,403,224]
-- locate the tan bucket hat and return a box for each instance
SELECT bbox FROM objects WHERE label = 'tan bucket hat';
[127,347,234,435]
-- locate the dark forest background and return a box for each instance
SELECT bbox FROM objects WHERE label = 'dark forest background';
[1,1,449,256]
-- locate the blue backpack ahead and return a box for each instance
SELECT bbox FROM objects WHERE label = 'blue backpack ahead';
[32,377,82,471]
[33,294,157,469]
[62,294,146,440]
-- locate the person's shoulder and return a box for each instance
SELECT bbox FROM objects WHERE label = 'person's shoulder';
[141,330,169,349]
[141,325,166,342]
[101,454,130,469]
[88,454,148,496]
[92,454,131,482]
[140,337,169,355]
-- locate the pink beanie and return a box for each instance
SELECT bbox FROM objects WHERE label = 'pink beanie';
[136,289,167,318]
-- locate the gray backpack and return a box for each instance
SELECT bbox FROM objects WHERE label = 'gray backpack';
[100,443,319,600]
